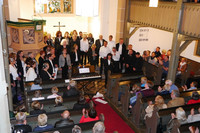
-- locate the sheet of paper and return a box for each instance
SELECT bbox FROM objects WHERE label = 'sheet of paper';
[95,98,108,104]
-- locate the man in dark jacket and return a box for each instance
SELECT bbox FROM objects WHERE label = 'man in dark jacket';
[54,110,74,128]
[133,52,143,72]
[63,80,79,98]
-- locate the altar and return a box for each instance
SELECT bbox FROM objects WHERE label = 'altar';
[7,19,46,55]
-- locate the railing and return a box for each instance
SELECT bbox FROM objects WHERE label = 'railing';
[129,1,200,38]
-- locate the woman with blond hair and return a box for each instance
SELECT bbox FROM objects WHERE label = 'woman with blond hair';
[33,114,53,131]
[88,44,98,67]
[47,86,59,99]
[30,101,46,115]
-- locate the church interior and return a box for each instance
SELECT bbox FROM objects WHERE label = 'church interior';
[0,0,200,132]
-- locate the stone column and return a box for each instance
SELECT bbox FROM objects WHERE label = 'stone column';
[115,0,126,43]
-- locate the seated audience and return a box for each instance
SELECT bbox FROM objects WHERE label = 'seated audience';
[54,110,74,127]
[31,77,42,90]
[32,90,45,101]
[80,108,99,123]
[40,63,55,81]
[141,80,155,97]
[12,112,32,133]
[187,91,200,105]
[73,95,90,110]
[30,101,46,115]
[63,80,79,98]
[167,90,185,108]
[129,84,142,107]
[187,108,200,133]
[92,121,105,133]
[144,95,167,119]
[51,96,67,112]
[176,57,187,76]
[72,125,82,133]
[165,79,179,93]
[148,52,158,65]
[157,84,170,95]
[33,114,53,131]
[167,107,187,132]
[140,77,147,88]
[15,104,29,116]
[182,81,198,91]
[47,86,59,99]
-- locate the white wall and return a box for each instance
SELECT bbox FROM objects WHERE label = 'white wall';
[129,27,200,63]
[8,0,20,21]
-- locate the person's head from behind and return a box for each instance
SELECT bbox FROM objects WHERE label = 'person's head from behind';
[61,110,70,119]
[34,77,42,85]
[16,112,27,124]
[43,62,49,70]
[155,95,165,105]
[34,90,42,98]
[72,125,82,133]
[28,52,34,59]
[31,101,41,110]
[132,84,141,92]
[51,86,59,94]
[141,77,147,84]
[38,114,48,126]
[29,60,36,68]
[55,96,63,105]
[144,80,154,89]
[165,79,173,86]
[171,90,180,99]
[176,107,186,121]
[88,108,97,119]
[92,121,105,133]
[78,96,86,105]
[190,81,198,88]
[191,91,199,100]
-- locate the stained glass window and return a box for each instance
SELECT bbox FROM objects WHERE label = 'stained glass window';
[64,0,72,13]
[47,0,61,13]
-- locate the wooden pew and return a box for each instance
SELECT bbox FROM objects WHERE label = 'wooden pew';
[142,61,162,85]
[27,95,80,113]
[24,79,68,91]
[10,109,82,128]
[179,120,200,133]
[106,71,143,98]
[30,120,100,133]
[131,90,200,127]
[145,103,200,133]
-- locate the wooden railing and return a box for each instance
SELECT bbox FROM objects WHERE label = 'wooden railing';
[129,1,200,38]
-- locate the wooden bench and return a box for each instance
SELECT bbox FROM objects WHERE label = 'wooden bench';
[106,71,143,98]
[142,61,162,85]
[26,95,80,113]
[10,109,82,128]
[145,103,200,133]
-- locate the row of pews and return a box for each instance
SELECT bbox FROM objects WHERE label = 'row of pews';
[106,70,200,133]
[10,79,103,133]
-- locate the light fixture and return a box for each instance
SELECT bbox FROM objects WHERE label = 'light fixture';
[149,0,158,7]
[76,0,99,17]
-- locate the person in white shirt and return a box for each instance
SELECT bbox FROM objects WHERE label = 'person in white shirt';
[99,41,110,75]
[26,61,37,82]
[47,86,59,99]
[111,47,120,73]
[9,57,20,101]
[107,35,116,52]
[80,34,89,65]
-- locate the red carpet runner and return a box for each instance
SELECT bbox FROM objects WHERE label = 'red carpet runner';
[94,98,135,133]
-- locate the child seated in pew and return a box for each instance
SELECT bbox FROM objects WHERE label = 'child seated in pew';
[47,86,59,99]
[73,95,90,110]
[182,81,198,91]
[32,90,45,101]
[187,108,200,133]
[30,101,46,115]
[167,107,187,133]
[144,95,167,119]
[157,84,170,95]
[50,96,67,112]
[33,114,53,132]
[129,84,141,108]
[80,108,99,123]
[30,77,42,90]
[187,91,200,105]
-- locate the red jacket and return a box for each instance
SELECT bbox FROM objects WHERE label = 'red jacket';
[79,115,99,123]
[187,99,200,105]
